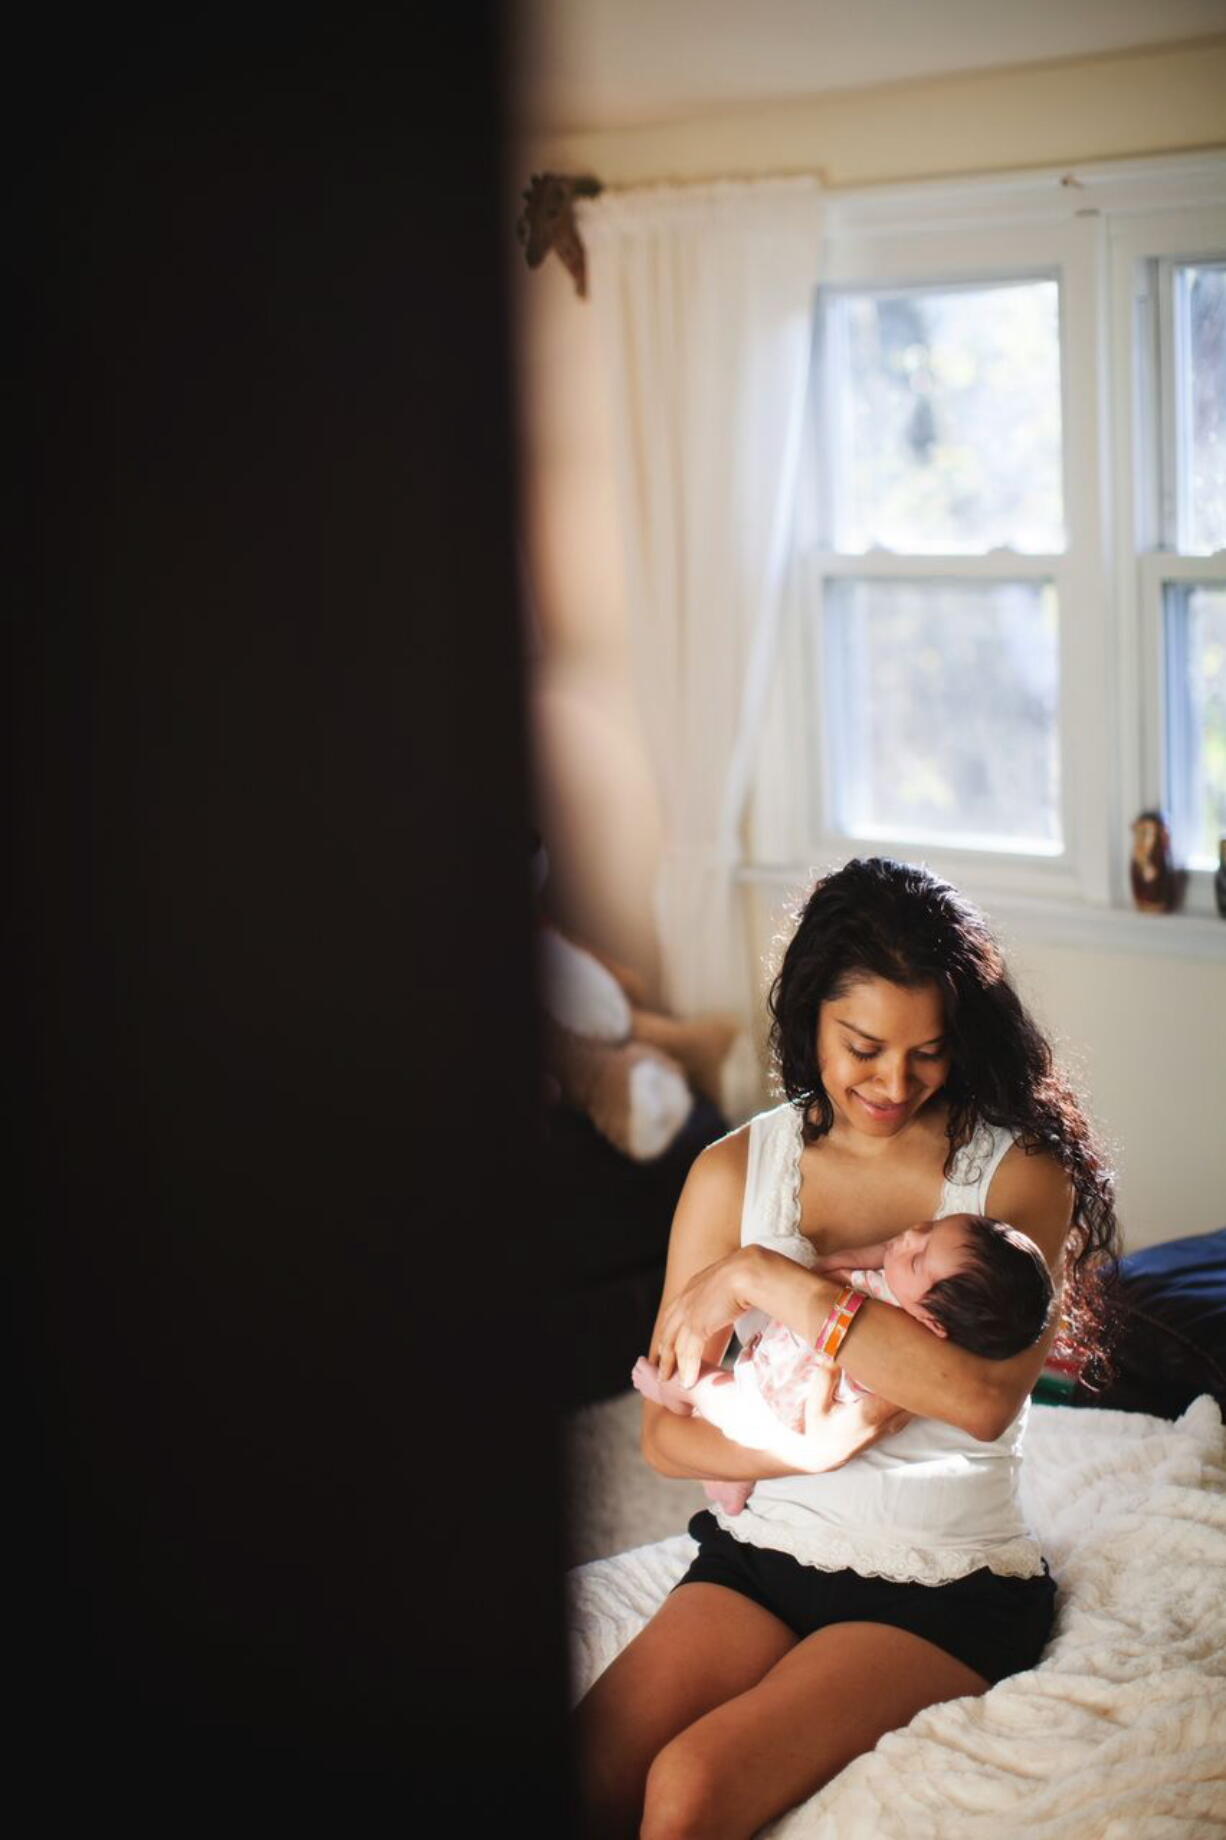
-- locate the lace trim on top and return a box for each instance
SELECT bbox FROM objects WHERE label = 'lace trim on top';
[711,1511,1047,1584]
[760,1105,1012,1248]
[743,1103,815,1258]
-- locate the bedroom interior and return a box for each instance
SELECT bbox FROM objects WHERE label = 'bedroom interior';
[17,4,1221,1823]
[515,2,1226,1830]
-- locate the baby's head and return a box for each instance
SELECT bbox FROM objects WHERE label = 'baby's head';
[883,1213,1053,1360]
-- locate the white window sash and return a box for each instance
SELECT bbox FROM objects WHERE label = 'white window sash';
[797,215,1112,905]
[1111,206,1226,916]
[745,157,1226,952]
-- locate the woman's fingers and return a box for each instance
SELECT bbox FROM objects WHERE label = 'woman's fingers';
[654,1252,750,1383]
[789,1376,912,1472]
[669,1327,707,1390]
[800,1356,840,1434]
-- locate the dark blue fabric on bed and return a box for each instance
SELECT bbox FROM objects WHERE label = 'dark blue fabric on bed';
[1077,1227,1226,1418]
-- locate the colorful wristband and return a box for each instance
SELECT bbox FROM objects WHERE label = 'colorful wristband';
[814,1285,864,1361]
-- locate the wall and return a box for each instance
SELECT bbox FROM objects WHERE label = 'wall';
[524,38,1226,191]
[1015,942,1226,1246]
[514,39,1226,1249]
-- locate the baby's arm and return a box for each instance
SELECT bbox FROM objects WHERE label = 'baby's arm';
[813,1241,890,1276]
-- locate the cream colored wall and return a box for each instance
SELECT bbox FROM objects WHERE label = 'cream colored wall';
[525,38,1226,190]
[514,39,1226,1244]
[1011,943,1226,1251]
[741,885,1224,1254]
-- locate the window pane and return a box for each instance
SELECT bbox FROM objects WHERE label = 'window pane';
[822,579,1062,852]
[1176,263,1226,555]
[1165,582,1226,869]
[826,281,1063,555]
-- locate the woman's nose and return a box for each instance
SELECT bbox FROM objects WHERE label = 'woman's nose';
[876,1059,910,1101]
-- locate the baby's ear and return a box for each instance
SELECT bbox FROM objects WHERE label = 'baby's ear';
[917,1309,949,1339]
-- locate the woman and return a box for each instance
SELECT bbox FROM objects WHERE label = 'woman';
[576,857,1117,1840]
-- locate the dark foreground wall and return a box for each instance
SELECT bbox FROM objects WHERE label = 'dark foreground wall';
[15,8,573,1821]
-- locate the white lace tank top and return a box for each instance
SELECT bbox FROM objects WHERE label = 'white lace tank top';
[714,1101,1046,1583]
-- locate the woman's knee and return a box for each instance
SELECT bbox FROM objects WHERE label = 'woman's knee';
[641,1731,729,1840]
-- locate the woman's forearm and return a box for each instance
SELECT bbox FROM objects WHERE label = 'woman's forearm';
[738,1252,1036,1440]
[655,1244,1039,1439]
[835,1303,1052,1439]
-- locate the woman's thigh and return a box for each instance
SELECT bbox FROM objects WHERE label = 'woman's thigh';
[642,1620,990,1840]
[575,1581,797,1839]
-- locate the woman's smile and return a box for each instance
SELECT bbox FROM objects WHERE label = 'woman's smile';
[852,1091,912,1122]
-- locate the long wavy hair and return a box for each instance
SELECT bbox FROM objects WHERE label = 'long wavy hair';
[767,857,1119,1381]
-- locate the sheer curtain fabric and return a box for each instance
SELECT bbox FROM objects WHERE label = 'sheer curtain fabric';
[581,178,822,1095]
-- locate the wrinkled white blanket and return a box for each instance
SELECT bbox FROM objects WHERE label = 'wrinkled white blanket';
[567,1398,1226,1837]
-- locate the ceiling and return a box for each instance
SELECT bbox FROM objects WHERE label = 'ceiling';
[516,0,1226,134]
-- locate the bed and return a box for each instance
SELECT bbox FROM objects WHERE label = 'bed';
[567,1394,1226,1836]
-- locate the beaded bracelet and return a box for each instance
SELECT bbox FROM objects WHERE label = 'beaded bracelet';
[814,1285,864,1361]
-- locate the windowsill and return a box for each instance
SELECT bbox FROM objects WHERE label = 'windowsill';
[735,864,1226,962]
[980,892,1226,961]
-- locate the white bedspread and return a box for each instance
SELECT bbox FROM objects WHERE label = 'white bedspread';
[567,1398,1226,1836]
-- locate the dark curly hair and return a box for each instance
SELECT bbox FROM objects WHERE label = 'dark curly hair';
[767,857,1119,1380]
[922,1217,1055,1361]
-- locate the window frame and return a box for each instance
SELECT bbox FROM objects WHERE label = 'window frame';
[1112,206,1226,917]
[747,155,1226,952]
[801,213,1110,908]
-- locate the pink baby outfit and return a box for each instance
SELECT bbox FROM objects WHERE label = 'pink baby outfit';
[737,1268,897,1428]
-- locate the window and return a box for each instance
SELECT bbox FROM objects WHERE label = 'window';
[1144,257,1226,877]
[821,576,1062,855]
[1164,582,1226,866]
[814,277,1067,861]
[759,157,1226,936]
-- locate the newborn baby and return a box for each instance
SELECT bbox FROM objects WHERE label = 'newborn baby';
[634,1212,1053,1513]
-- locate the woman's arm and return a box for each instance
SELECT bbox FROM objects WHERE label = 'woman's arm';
[642,1133,904,1479]
[656,1148,1075,1444]
[642,1132,793,1481]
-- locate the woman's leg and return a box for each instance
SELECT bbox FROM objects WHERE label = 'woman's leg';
[641,1620,990,1840]
[575,1582,797,1840]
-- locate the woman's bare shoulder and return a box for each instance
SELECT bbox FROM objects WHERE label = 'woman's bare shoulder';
[654,1123,750,1306]
[681,1118,751,1192]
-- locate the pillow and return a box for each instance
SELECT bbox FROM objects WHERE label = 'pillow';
[1074,1227,1226,1418]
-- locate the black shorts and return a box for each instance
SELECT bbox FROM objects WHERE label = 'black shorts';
[674,1511,1057,1687]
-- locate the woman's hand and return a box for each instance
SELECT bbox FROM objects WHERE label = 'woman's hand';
[654,1245,776,1387]
[790,1360,912,1471]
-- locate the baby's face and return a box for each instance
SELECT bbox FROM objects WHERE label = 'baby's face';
[882,1214,975,1331]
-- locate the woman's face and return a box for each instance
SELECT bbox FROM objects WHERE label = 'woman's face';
[815,975,951,1139]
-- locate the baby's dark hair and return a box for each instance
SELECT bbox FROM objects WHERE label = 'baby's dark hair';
[922,1216,1054,1361]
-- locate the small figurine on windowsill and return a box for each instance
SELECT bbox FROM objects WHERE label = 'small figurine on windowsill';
[1130,808,1176,914]
[1215,839,1226,920]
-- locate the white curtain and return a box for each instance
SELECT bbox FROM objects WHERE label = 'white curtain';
[581,177,823,1055]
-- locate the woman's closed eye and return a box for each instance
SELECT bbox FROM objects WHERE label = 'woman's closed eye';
[843,1040,945,1063]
